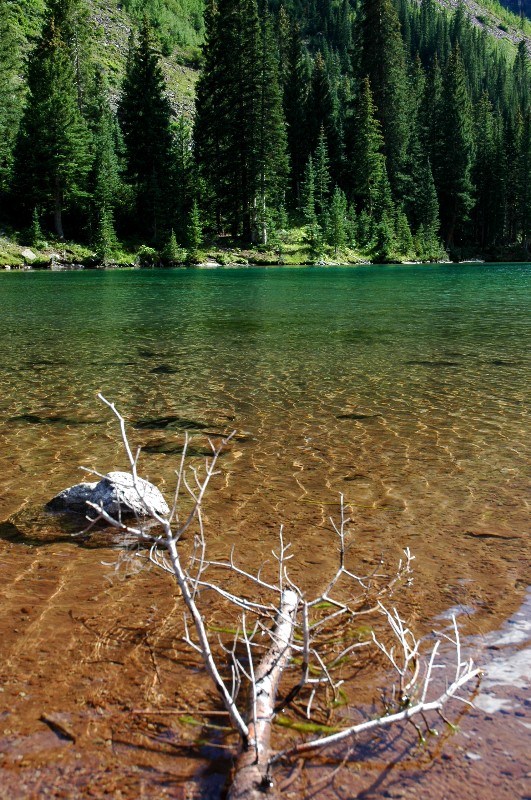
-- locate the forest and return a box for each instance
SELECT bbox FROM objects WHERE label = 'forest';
[0,0,530,265]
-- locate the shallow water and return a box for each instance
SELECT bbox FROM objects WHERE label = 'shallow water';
[0,263,529,797]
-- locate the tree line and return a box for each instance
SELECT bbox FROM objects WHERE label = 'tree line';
[0,0,530,262]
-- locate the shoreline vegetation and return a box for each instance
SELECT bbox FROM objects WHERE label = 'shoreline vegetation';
[0,232,528,270]
[1,0,530,272]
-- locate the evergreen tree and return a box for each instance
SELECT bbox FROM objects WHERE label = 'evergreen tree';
[90,72,121,250]
[326,186,348,255]
[282,21,310,203]
[419,56,442,163]
[186,200,203,259]
[348,77,385,215]
[472,92,498,247]
[358,0,410,196]
[13,9,92,238]
[94,206,117,262]
[372,163,395,224]
[172,115,195,241]
[301,154,317,222]
[435,45,475,247]
[305,50,344,180]
[301,154,322,258]
[373,212,396,261]
[194,0,288,242]
[513,40,530,115]
[0,1,23,204]
[256,10,289,244]
[28,207,45,248]
[515,110,531,248]
[314,126,331,215]
[357,207,374,249]
[48,0,94,114]
[118,18,174,242]
[162,228,184,264]
[395,208,414,256]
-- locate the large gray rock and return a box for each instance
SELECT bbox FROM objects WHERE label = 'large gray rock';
[47,471,169,519]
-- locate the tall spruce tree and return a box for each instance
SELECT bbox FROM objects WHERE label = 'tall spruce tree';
[348,77,386,216]
[13,6,92,238]
[513,40,530,116]
[472,92,498,247]
[0,1,23,204]
[314,126,331,215]
[90,72,122,256]
[256,10,289,244]
[282,21,310,204]
[515,110,531,248]
[48,0,94,114]
[434,45,475,247]
[326,186,348,255]
[358,0,410,196]
[118,18,174,242]
[194,0,288,242]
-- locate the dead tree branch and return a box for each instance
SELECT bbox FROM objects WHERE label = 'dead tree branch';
[80,396,480,798]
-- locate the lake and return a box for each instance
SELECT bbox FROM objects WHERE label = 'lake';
[0,263,529,798]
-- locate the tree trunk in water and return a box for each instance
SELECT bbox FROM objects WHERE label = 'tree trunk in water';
[227,589,298,800]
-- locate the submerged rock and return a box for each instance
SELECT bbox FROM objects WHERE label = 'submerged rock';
[47,471,169,519]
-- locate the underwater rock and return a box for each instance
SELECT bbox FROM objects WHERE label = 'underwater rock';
[47,471,169,519]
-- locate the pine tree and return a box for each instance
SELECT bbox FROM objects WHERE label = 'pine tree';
[349,77,385,215]
[172,115,195,241]
[372,164,395,224]
[419,56,442,163]
[48,0,94,115]
[118,17,174,242]
[301,155,317,222]
[282,21,310,204]
[195,0,287,242]
[94,206,117,262]
[395,208,414,256]
[301,154,322,258]
[515,110,531,249]
[90,72,121,251]
[305,51,343,180]
[256,10,289,244]
[357,207,374,249]
[28,206,45,248]
[373,212,396,262]
[314,126,331,215]
[162,228,184,264]
[0,1,23,203]
[13,9,92,238]
[186,200,203,260]
[472,92,498,247]
[435,45,475,247]
[326,186,348,255]
[358,0,410,196]
[513,40,530,116]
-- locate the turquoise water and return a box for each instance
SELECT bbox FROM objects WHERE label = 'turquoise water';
[0,263,529,620]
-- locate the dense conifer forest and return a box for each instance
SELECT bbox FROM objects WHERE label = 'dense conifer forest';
[0,0,530,265]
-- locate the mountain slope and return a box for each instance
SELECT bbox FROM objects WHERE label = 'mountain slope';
[11,0,531,120]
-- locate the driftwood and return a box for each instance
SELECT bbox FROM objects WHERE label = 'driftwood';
[79,394,480,797]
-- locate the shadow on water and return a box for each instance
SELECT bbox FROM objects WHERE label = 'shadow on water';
[0,507,162,549]
[133,416,212,431]
[9,413,104,426]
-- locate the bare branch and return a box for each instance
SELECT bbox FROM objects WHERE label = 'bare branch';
[83,397,480,798]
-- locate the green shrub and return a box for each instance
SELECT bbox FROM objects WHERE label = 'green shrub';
[136,245,160,266]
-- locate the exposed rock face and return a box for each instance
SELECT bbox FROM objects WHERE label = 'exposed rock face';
[47,472,169,519]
